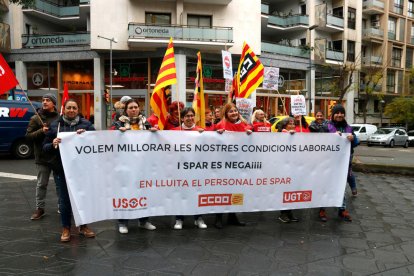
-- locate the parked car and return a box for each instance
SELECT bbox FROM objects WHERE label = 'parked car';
[408,130,414,146]
[351,124,377,142]
[0,100,41,158]
[270,115,315,132]
[367,127,409,148]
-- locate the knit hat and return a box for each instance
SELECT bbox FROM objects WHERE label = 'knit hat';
[120,96,132,104]
[331,104,346,119]
[42,93,57,105]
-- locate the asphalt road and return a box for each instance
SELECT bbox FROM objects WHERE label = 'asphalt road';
[354,144,414,168]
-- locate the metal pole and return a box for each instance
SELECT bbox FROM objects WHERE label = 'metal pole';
[110,39,113,112]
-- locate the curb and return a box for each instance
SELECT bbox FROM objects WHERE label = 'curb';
[353,163,414,176]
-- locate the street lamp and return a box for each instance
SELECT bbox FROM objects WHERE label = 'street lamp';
[97,35,118,114]
[307,24,318,116]
[379,100,385,127]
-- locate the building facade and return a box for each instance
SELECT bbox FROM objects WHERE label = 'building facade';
[2,0,411,129]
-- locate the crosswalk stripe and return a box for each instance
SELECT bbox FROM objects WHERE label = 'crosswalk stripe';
[0,172,37,180]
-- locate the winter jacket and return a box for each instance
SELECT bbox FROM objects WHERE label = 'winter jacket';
[252,121,271,132]
[25,108,59,165]
[309,120,329,133]
[327,120,358,154]
[43,116,95,172]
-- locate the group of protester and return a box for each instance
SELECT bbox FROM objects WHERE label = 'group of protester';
[26,94,358,242]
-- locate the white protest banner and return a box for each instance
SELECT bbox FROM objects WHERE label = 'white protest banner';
[59,131,350,226]
[222,50,233,80]
[291,95,307,115]
[263,67,279,90]
[236,97,254,122]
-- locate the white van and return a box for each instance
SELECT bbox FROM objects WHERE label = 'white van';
[351,124,378,142]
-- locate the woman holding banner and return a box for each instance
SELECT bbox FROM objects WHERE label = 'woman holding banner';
[251,109,271,132]
[214,103,251,228]
[170,107,207,229]
[43,99,96,242]
[111,99,157,234]
[164,101,184,130]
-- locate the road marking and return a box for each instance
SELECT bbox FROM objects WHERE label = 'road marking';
[0,172,36,180]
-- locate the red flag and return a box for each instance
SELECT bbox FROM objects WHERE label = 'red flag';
[0,54,18,95]
[60,83,69,115]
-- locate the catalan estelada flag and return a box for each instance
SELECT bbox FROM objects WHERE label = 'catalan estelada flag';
[150,38,177,130]
[236,42,264,98]
[193,52,205,128]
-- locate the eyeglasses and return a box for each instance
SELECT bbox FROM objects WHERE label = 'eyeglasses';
[128,106,139,109]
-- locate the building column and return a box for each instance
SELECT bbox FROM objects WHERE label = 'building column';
[345,71,357,124]
[306,68,316,115]
[93,57,105,130]
[171,53,186,104]
[15,61,27,90]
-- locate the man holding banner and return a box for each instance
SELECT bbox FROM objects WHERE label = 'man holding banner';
[27,94,59,220]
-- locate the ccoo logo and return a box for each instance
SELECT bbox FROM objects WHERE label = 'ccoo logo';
[198,193,244,207]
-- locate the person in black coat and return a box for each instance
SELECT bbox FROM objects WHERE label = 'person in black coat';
[43,99,96,242]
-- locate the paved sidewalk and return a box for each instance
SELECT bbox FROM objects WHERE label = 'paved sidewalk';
[0,172,414,275]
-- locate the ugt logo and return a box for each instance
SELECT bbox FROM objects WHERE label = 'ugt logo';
[283,190,312,203]
[112,197,147,209]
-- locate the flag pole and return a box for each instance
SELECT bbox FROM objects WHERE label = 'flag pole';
[16,83,44,125]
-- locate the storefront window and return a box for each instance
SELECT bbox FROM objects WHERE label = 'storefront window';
[27,62,57,90]
[105,58,149,90]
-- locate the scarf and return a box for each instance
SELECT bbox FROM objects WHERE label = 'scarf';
[62,115,80,127]
[181,123,196,130]
[119,115,146,130]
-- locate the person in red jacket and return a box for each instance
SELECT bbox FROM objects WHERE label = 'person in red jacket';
[164,101,184,130]
[214,103,251,228]
[215,103,252,134]
[203,108,215,131]
[251,109,271,132]
[170,107,207,229]
[293,114,310,133]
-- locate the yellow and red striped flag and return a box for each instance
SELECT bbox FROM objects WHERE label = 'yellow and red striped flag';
[193,52,205,128]
[150,38,177,130]
[236,42,264,98]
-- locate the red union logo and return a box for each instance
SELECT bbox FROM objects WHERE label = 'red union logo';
[198,194,244,207]
[283,191,312,203]
[112,197,147,209]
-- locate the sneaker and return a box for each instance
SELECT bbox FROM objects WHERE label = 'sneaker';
[31,208,45,220]
[79,225,96,238]
[338,210,352,222]
[173,219,183,230]
[140,222,156,231]
[278,213,290,223]
[288,212,299,222]
[352,189,358,197]
[194,217,207,229]
[118,224,128,234]
[60,227,71,242]
[319,209,328,222]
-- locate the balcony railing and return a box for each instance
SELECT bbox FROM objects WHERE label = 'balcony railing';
[24,0,80,17]
[388,32,396,40]
[22,32,90,48]
[327,14,344,28]
[268,14,309,27]
[362,55,383,65]
[326,49,344,61]
[79,0,90,4]
[410,37,414,44]
[393,4,403,14]
[362,0,385,10]
[362,27,384,38]
[409,10,414,18]
[261,3,269,14]
[261,42,309,58]
[128,23,233,43]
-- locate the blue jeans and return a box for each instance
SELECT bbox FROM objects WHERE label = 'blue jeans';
[54,171,72,228]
